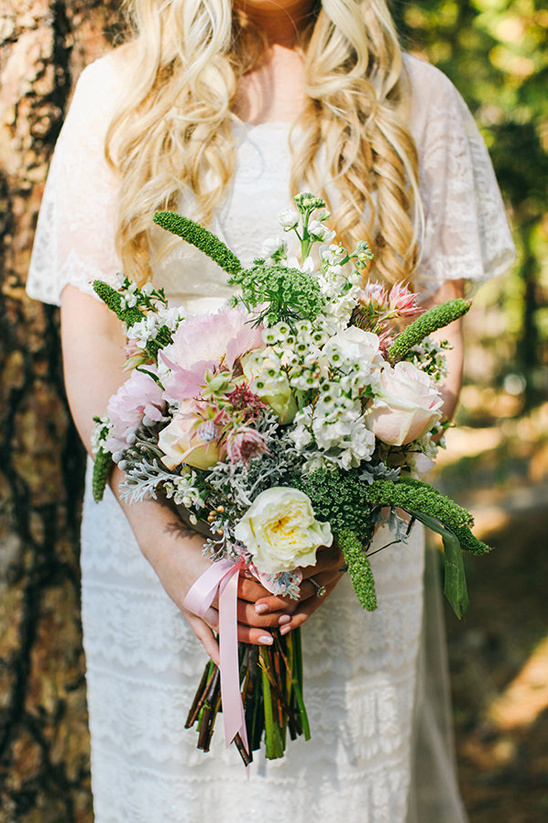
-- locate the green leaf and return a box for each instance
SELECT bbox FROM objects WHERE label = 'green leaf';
[412,512,470,620]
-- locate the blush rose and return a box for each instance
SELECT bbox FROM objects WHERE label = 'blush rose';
[365,361,443,446]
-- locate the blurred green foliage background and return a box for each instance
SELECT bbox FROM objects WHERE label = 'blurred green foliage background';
[397,0,548,413]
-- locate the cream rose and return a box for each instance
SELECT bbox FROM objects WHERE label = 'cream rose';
[234,487,333,574]
[365,361,443,446]
[158,400,221,471]
[241,348,297,424]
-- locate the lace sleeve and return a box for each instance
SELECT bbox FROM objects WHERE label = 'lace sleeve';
[26,56,124,306]
[406,57,516,297]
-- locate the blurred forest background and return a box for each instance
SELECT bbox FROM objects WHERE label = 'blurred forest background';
[0,0,547,820]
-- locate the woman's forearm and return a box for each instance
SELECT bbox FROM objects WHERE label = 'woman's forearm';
[61,285,128,453]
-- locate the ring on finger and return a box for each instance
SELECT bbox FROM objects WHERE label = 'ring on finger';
[309,576,327,598]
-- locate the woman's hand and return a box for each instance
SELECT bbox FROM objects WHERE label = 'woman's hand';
[117,486,301,664]
[249,545,347,637]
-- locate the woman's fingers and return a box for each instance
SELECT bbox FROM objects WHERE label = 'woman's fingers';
[300,546,345,578]
[184,609,220,665]
[237,576,272,602]
[190,604,278,651]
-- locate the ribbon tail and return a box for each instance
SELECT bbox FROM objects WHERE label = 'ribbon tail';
[219,567,250,758]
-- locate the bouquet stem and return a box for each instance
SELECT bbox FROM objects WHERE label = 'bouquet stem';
[186,628,309,765]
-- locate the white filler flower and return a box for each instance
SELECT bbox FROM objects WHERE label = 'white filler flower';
[234,487,333,574]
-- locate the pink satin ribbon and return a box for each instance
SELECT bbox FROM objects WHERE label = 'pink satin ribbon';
[184,558,250,758]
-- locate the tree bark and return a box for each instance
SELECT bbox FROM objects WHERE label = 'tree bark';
[0,3,124,820]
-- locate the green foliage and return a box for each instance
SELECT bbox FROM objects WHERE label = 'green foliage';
[296,468,374,537]
[397,0,548,407]
[229,264,326,326]
[337,529,378,611]
[153,211,242,275]
[92,447,112,502]
[92,281,143,327]
[368,477,491,555]
[387,299,471,362]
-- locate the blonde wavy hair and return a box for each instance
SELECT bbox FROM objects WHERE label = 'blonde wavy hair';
[107,0,422,286]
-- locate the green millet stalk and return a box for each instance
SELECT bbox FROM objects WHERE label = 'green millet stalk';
[368,477,491,555]
[92,447,112,503]
[337,529,377,611]
[153,211,242,275]
[387,299,471,362]
[93,281,143,326]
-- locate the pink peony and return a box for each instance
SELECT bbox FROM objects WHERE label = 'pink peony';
[106,369,166,453]
[365,361,443,446]
[161,306,264,401]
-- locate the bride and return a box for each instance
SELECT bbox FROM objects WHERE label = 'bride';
[27,0,514,819]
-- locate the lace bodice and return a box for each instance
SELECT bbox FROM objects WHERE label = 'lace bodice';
[27,53,515,310]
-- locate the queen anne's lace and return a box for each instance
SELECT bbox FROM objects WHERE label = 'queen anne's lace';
[28,50,513,823]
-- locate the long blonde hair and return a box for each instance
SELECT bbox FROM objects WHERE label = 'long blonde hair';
[107,0,422,285]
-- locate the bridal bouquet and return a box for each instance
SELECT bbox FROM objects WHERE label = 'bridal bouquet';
[91,193,490,764]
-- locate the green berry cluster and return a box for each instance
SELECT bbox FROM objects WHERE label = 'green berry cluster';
[387,299,471,362]
[93,281,143,327]
[92,447,112,502]
[368,477,491,555]
[229,264,326,325]
[337,529,377,611]
[153,211,243,275]
[297,468,374,536]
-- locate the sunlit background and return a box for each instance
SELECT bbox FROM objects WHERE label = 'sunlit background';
[394,3,548,820]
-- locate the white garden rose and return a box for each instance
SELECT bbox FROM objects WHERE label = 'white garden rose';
[234,487,333,574]
[365,361,443,446]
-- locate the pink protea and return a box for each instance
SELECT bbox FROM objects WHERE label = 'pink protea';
[387,283,422,317]
[360,282,388,311]
[123,340,148,370]
[225,428,269,468]
[353,281,422,338]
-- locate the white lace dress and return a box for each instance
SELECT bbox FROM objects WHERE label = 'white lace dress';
[27,53,514,823]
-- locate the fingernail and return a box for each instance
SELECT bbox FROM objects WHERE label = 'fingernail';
[259,634,273,645]
[255,603,268,614]
[279,624,291,636]
[278,614,291,625]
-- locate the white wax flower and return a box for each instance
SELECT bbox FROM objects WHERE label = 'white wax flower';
[234,487,333,574]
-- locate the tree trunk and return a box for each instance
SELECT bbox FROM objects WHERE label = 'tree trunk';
[0,3,123,820]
